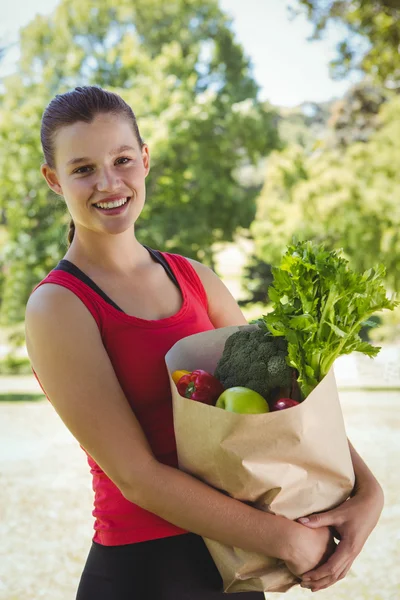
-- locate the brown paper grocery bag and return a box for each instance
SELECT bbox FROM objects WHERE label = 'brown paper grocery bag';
[165,325,355,593]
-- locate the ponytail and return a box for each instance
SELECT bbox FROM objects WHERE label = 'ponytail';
[67,219,75,246]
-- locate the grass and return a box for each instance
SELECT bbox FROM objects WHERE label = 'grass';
[338,386,400,392]
[0,393,44,402]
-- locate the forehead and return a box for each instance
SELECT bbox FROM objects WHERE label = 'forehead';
[54,113,138,166]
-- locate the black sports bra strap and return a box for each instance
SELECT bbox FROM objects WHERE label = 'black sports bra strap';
[54,246,180,313]
[142,245,180,289]
[55,260,124,311]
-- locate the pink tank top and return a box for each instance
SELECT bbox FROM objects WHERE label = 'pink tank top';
[31,250,215,545]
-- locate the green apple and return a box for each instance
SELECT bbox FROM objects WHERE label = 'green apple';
[216,387,269,414]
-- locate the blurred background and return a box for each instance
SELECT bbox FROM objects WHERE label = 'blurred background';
[0,1,399,599]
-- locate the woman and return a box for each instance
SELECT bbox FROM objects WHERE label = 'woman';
[25,86,384,599]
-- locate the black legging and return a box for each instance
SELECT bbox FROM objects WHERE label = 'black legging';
[76,532,265,599]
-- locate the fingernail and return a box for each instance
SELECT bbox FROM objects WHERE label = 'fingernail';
[298,517,309,524]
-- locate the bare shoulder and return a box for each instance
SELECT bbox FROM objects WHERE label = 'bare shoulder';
[185,257,215,280]
[27,281,81,312]
[26,282,96,337]
[184,257,248,328]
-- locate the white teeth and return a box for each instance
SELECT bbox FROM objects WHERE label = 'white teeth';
[95,197,128,209]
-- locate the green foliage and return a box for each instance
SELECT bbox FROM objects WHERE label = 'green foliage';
[238,254,273,307]
[251,95,400,292]
[251,144,309,267]
[0,323,31,375]
[359,314,382,342]
[277,100,333,151]
[368,304,400,343]
[240,100,334,309]
[262,240,398,398]
[0,393,44,402]
[327,81,388,148]
[0,354,32,375]
[0,80,68,323]
[0,0,280,325]
[293,0,400,89]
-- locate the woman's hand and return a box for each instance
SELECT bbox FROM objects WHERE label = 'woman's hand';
[297,483,384,592]
[284,524,336,578]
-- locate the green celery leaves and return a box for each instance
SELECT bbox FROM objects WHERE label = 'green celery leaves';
[262,240,398,398]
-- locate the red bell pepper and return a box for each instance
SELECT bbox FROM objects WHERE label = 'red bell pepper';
[177,369,224,405]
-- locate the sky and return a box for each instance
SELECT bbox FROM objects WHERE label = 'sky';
[0,0,360,107]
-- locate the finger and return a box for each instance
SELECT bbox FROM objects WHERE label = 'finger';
[303,565,349,592]
[301,540,351,582]
[308,560,352,592]
[298,509,343,529]
[306,563,351,592]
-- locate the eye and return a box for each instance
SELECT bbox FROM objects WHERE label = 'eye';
[115,157,132,165]
[73,165,93,175]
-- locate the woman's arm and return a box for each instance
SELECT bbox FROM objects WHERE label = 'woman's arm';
[297,441,384,592]
[185,258,249,328]
[25,283,331,573]
[348,440,384,499]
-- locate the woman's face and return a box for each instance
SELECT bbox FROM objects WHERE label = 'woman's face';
[42,113,150,237]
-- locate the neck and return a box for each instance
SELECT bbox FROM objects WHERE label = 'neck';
[64,225,151,275]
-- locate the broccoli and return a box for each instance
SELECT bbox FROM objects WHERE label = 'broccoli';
[214,327,294,401]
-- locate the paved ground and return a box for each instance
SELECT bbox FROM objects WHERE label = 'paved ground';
[0,388,399,600]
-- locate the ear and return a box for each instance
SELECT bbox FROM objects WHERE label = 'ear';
[142,144,150,178]
[41,164,64,196]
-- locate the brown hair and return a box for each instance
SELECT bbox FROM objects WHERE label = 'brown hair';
[40,86,144,246]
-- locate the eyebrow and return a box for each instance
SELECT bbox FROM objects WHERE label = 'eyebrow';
[66,145,137,167]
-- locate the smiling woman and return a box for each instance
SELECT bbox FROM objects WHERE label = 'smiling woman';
[24,85,375,600]
[25,82,381,600]
[26,86,281,600]
[40,91,149,244]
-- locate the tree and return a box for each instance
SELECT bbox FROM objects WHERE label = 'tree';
[250,95,400,291]
[240,98,335,308]
[277,100,333,151]
[327,80,388,148]
[237,254,273,308]
[251,144,309,268]
[0,0,280,324]
[292,0,400,89]
[0,80,68,323]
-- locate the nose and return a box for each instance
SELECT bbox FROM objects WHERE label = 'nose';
[95,167,121,193]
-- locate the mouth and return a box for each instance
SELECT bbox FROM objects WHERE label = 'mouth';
[92,196,131,214]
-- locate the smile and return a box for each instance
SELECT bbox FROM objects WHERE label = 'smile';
[94,197,130,210]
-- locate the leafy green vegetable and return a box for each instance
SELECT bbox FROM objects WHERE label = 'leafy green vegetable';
[259,240,398,398]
